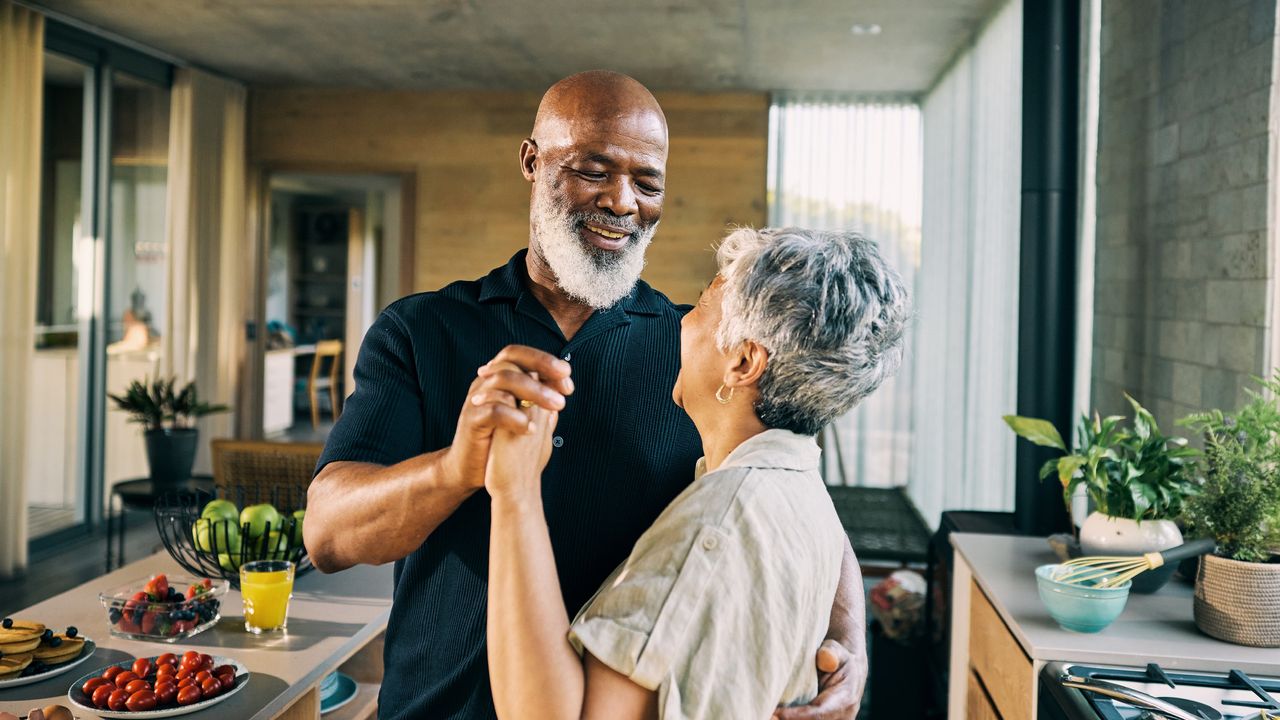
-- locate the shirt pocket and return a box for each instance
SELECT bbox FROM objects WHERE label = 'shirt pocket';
[631,524,731,690]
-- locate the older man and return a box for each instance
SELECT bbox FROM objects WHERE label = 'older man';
[305,70,866,720]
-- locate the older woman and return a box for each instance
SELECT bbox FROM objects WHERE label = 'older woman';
[484,227,910,719]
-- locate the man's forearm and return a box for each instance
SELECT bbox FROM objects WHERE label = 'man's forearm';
[488,493,584,720]
[304,450,478,572]
[829,539,867,663]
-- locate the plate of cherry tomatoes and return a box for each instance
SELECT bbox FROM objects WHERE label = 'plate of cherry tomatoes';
[65,650,248,718]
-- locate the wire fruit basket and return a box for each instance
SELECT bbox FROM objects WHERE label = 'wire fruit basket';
[155,483,314,588]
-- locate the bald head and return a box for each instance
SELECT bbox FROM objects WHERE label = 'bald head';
[530,70,668,157]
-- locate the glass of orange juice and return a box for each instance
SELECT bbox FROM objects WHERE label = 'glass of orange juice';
[240,560,295,634]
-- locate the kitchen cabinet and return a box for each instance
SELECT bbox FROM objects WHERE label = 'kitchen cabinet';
[947,533,1280,719]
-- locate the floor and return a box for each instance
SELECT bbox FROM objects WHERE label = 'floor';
[0,513,162,616]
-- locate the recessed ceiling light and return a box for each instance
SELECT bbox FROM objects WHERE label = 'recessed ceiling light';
[850,23,882,35]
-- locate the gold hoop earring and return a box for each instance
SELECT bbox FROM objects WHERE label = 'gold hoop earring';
[716,384,734,404]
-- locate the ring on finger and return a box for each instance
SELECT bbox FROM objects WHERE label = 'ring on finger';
[518,399,534,409]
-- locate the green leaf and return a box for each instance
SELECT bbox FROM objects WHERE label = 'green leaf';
[1003,416,1066,450]
[1057,455,1086,488]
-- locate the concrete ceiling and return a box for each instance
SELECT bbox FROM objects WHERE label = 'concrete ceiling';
[34,0,1001,94]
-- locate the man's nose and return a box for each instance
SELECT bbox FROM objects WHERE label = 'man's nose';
[596,176,638,217]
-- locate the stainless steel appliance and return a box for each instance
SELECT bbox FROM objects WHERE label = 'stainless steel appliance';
[1039,662,1280,719]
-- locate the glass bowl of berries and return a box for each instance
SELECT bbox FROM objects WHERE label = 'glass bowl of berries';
[98,573,227,642]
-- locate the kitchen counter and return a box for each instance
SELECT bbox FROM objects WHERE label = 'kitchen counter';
[0,551,392,719]
[947,532,1280,719]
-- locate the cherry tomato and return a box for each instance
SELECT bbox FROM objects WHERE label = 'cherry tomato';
[176,684,202,705]
[177,664,196,679]
[108,688,131,711]
[178,675,197,689]
[180,656,201,671]
[82,677,111,696]
[155,681,178,706]
[126,688,159,712]
[124,678,150,694]
[114,670,139,688]
[156,652,177,667]
[216,671,235,689]
[181,650,199,663]
[212,664,235,677]
[92,684,114,708]
[132,657,153,678]
[156,664,176,680]
[199,653,214,670]
[200,676,222,697]
[101,665,124,681]
[195,670,212,684]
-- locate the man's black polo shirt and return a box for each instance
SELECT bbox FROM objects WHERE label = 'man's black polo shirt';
[317,249,703,720]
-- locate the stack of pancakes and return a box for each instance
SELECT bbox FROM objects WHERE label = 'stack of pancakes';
[0,621,85,680]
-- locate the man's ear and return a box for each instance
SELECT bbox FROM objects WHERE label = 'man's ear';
[724,340,768,389]
[519,139,538,182]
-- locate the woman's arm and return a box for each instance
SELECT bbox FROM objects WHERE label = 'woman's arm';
[485,404,656,720]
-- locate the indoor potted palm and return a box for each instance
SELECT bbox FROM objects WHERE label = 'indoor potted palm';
[1005,394,1200,592]
[1180,374,1280,647]
[109,376,229,484]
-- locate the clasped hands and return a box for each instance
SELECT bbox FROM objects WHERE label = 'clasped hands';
[449,345,570,501]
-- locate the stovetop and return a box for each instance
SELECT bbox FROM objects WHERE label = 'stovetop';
[1044,662,1280,719]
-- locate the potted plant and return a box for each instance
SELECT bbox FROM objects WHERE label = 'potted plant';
[1005,394,1200,592]
[109,376,229,484]
[1180,374,1280,647]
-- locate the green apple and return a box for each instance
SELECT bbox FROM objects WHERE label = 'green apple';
[193,517,241,554]
[289,509,305,546]
[217,552,239,572]
[266,530,289,560]
[201,499,239,524]
[240,503,280,539]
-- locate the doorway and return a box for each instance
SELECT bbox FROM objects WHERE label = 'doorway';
[259,172,409,442]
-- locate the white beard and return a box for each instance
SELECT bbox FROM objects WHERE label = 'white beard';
[530,189,656,310]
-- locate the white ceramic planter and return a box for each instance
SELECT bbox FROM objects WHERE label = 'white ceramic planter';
[1078,512,1183,593]
[1078,512,1183,556]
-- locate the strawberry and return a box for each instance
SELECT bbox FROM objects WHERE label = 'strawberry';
[117,616,142,634]
[144,574,169,599]
[141,611,158,635]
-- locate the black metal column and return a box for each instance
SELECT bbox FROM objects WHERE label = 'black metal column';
[1016,0,1081,535]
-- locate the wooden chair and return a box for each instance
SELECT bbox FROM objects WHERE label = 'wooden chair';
[308,339,343,429]
[210,439,325,503]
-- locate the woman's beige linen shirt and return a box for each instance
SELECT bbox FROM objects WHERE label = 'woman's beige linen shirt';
[569,428,846,719]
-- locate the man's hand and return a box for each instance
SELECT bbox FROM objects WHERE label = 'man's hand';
[773,639,864,720]
[446,345,572,490]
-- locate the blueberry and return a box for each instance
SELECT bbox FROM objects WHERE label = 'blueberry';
[108,609,123,624]
[1,617,11,629]
[42,628,52,640]
[66,626,77,638]
[49,636,62,647]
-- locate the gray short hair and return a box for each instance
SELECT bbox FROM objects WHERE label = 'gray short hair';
[715,227,911,436]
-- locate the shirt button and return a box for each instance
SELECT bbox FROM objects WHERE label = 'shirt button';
[562,352,571,362]
[552,436,564,448]
[702,535,719,551]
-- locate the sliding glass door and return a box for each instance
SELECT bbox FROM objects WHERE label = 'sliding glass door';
[28,22,172,545]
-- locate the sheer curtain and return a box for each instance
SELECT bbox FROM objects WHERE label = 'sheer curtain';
[0,0,44,577]
[909,0,1023,528]
[163,68,247,474]
[768,97,923,488]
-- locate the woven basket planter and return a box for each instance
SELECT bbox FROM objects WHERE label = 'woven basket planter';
[1194,553,1280,647]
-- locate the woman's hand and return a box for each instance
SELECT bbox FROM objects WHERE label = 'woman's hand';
[484,364,559,502]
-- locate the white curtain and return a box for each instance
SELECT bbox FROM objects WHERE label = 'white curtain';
[909,0,1023,528]
[768,98,923,489]
[163,68,247,473]
[0,0,43,578]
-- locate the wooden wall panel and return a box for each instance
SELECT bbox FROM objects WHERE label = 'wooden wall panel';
[248,88,767,305]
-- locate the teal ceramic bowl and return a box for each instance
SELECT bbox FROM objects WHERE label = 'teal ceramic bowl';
[1035,564,1132,633]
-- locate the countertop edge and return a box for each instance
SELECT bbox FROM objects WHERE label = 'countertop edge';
[249,606,391,720]
[950,532,1041,662]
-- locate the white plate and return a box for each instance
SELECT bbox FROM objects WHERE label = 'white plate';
[66,655,249,718]
[0,638,97,689]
